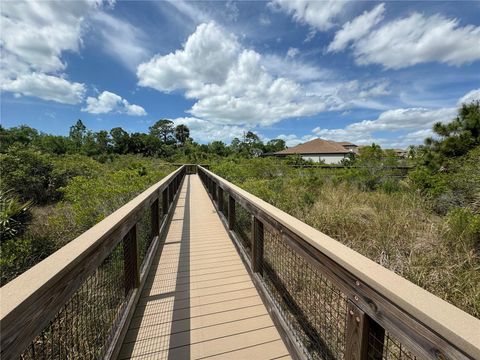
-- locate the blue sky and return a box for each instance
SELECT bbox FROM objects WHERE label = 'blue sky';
[1,0,480,147]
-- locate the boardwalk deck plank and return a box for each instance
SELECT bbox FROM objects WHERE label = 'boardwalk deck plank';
[119,174,290,359]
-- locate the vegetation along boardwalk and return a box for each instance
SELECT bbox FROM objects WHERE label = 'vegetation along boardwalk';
[119,175,290,359]
[1,165,479,360]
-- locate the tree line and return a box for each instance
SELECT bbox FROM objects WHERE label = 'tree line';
[0,119,287,159]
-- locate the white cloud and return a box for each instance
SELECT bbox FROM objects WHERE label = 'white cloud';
[262,54,331,82]
[82,91,147,115]
[306,79,390,111]
[310,89,479,148]
[225,1,239,22]
[259,14,271,26]
[287,47,300,58]
[0,0,110,104]
[458,88,480,105]
[351,13,480,69]
[162,0,211,25]
[2,73,85,105]
[0,1,99,76]
[137,22,326,126]
[92,11,150,71]
[269,0,347,31]
[276,133,317,147]
[172,117,245,143]
[328,3,385,53]
[137,22,239,92]
[312,106,456,146]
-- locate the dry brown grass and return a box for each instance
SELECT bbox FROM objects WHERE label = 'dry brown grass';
[241,179,479,318]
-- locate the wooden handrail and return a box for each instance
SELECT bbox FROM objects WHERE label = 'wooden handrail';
[198,166,480,360]
[0,165,186,359]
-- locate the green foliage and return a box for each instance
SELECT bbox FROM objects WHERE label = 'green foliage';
[422,101,480,169]
[0,146,55,203]
[149,119,175,144]
[110,127,130,154]
[0,125,39,152]
[69,119,87,149]
[212,157,293,183]
[59,157,174,230]
[264,139,286,153]
[175,124,190,145]
[0,189,32,241]
[216,157,480,317]
[410,146,480,214]
[34,134,71,155]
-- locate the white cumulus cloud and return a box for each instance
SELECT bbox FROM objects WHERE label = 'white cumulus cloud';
[269,0,347,31]
[137,22,325,126]
[458,88,480,105]
[310,88,478,148]
[172,117,246,143]
[2,73,85,105]
[0,0,110,104]
[82,91,147,116]
[328,3,385,53]
[351,12,480,69]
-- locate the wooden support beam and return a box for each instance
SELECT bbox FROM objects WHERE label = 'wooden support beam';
[218,187,224,213]
[122,224,139,295]
[346,299,385,360]
[228,195,235,230]
[252,216,264,274]
[162,188,168,215]
[151,199,159,238]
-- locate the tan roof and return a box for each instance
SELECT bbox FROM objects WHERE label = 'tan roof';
[276,138,352,155]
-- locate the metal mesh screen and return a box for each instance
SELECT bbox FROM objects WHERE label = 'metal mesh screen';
[137,206,152,266]
[261,227,348,360]
[21,242,126,359]
[221,189,228,215]
[368,330,418,360]
[233,201,252,259]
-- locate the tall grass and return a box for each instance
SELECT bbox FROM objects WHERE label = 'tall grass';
[213,159,480,318]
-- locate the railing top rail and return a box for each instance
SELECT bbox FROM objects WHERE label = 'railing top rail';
[0,165,184,322]
[198,166,480,359]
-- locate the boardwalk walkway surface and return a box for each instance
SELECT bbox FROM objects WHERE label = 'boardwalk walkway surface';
[119,174,290,359]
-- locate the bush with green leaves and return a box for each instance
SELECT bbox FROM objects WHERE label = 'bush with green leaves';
[0,188,32,241]
[0,146,55,203]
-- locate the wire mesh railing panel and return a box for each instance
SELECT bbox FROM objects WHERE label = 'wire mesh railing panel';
[261,227,348,360]
[233,201,252,258]
[222,190,228,216]
[21,242,126,359]
[368,330,419,360]
[137,206,153,266]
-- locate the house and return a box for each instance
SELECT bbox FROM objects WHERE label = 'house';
[274,138,358,164]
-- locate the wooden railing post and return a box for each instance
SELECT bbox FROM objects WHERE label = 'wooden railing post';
[218,186,224,213]
[228,195,235,230]
[345,299,385,360]
[151,199,159,238]
[162,188,168,215]
[123,224,139,295]
[169,182,174,204]
[252,216,264,274]
[213,182,217,202]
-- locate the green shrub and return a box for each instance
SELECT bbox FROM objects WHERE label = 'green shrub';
[0,189,32,241]
[0,146,55,203]
[0,233,55,284]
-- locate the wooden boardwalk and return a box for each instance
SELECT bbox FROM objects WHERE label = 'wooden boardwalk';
[119,174,291,359]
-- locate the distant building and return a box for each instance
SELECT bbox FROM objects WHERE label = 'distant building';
[274,138,358,164]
